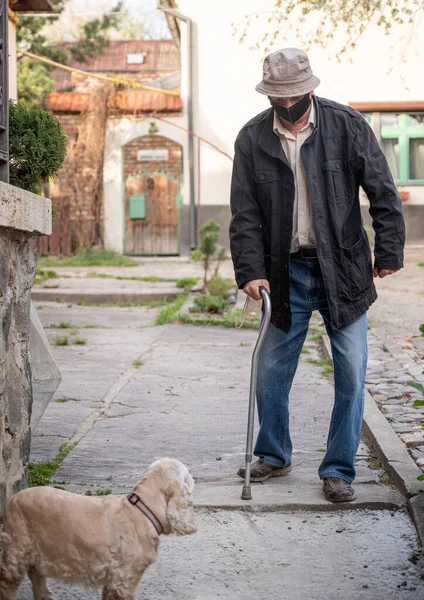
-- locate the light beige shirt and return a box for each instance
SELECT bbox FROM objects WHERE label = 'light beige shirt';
[273,104,316,252]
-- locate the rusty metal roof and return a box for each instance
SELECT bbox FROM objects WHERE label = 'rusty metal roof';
[54,40,180,73]
[47,91,182,113]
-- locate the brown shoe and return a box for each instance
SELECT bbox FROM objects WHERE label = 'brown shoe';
[237,459,292,482]
[323,477,356,503]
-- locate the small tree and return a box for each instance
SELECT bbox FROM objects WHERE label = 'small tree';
[192,220,226,292]
[9,101,67,195]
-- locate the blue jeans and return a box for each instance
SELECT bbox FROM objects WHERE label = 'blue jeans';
[254,256,368,484]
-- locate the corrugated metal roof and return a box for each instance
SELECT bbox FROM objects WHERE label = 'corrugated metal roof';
[54,40,180,73]
[47,91,182,113]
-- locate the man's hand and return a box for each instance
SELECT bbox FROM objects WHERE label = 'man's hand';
[243,279,271,301]
[373,268,401,278]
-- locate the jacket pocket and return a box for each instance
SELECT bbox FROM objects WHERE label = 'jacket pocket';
[341,229,373,299]
[254,170,280,212]
[321,158,350,204]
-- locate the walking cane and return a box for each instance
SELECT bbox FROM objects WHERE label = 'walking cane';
[241,287,272,500]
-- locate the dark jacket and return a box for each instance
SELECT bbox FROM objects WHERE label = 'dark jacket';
[229,96,405,332]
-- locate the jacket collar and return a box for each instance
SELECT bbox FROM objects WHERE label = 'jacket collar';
[258,96,320,163]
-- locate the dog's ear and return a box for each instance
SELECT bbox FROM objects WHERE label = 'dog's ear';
[166,479,197,536]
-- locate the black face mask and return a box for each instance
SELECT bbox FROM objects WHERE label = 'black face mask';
[270,94,311,124]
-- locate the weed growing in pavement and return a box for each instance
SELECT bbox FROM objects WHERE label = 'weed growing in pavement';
[55,397,69,403]
[77,299,85,306]
[369,459,382,470]
[178,313,259,329]
[419,262,424,268]
[301,348,311,354]
[83,324,99,328]
[306,357,333,376]
[74,337,87,345]
[87,273,179,283]
[132,359,144,368]
[239,341,252,347]
[208,276,233,299]
[308,331,324,342]
[317,448,326,452]
[95,488,112,496]
[52,336,69,346]
[28,442,77,487]
[176,277,199,292]
[35,268,59,284]
[58,321,76,329]
[156,295,188,325]
[39,249,138,268]
[379,473,391,484]
[191,293,228,314]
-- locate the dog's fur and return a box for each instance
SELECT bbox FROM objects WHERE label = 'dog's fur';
[0,458,197,600]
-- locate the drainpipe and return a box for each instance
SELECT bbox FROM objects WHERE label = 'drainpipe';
[157,2,197,249]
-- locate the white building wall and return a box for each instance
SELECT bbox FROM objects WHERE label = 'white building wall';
[103,115,188,253]
[177,0,424,206]
[8,17,17,101]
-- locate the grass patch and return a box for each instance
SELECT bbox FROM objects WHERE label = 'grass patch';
[301,348,311,354]
[379,473,391,484]
[239,341,252,347]
[74,337,87,345]
[419,262,424,268]
[55,397,69,403]
[208,276,233,299]
[178,312,260,329]
[51,335,69,346]
[369,459,382,470]
[58,321,76,329]
[39,249,138,267]
[413,400,424,407]
[317,448,326,452]
[190,294,228,314]
[35,268,59,284]
[133,359,144,368]
[307,331,324,342]
[306,357,333,376]
[28,442,77,487]
[83,324,99,328]
[95,488,112,496]
[77,299,85,306]
[176,277,198,292]
[156,295,188,325]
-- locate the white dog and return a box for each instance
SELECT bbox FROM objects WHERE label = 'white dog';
[0,457,197,600]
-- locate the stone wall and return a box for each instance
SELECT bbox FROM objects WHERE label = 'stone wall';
[0,230,37,507]
[0,183,52,510]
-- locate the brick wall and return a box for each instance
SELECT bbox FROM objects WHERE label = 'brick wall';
[123,135,182,181]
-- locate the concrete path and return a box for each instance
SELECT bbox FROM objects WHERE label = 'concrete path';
[16,301,424,598]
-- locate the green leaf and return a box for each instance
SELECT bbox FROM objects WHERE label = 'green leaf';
[408,381,424,395]
[413,400,424,407]
[417,474,424,481]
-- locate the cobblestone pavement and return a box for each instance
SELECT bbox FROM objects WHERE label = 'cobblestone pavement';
[366,328,424,474]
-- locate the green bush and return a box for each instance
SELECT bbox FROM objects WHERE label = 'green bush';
[190,294,228,314]
[9,101,67,194]
[208,276,233,299]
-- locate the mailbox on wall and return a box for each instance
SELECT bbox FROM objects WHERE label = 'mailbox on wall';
[129,195,146,219]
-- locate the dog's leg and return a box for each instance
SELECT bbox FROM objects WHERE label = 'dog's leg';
[0,564,25,600]
[102,578,141,600]
[28,569,53,600]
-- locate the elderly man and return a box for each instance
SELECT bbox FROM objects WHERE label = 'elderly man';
[230,48,405,502]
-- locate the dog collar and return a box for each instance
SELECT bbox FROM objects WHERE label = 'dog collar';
[127,493,164,535]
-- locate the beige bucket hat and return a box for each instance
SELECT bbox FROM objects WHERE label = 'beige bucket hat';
[256,48,320,97]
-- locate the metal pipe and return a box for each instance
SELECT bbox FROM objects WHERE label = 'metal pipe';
[157,1,197,249]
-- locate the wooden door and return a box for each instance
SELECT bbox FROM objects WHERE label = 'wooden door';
[125,174,179,254]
